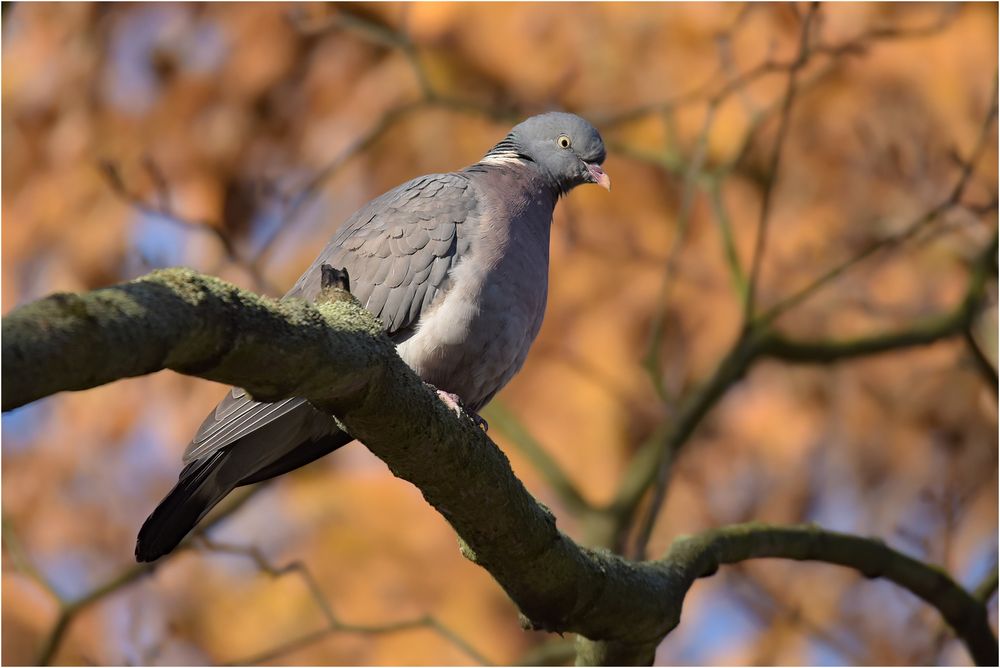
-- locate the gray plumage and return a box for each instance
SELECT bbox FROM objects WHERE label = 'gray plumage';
[136,112,609,562]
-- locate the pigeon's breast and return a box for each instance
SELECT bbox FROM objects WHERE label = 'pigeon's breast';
[395,179,554,411]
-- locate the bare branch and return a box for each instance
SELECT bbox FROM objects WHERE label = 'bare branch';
[227,614,490,666]
[964,325,999,396]
[760,72,998,324]
[975,566,999,605]
[255,100,426,266]
[197,537,339,626]
[2,517,63,602]
[662,522,997,666]
[641,102,719,400]
[728,569,871,665]
[198,538,492,665]
[612,230,996,558]
[706,176,748,299]
[744,3,818,322]
[31,487,262,665]
[98,160,278,294]
[595,6,961,130]
[758,233,995,365]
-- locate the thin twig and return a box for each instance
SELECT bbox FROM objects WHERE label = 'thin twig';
[974,566,999,605]
[963,326,999,397]
[250,100,427,269]
[744,2,818,322]
[611,229,996,558]
[706,176,748,300]
[199,537,493,665]
[596,7,960,129]
[34,487,263,665]
[250,8,521,271]
[630,5,821,560]
[98,160,277,294]
[642,102,720,400]
[196,538,339,626]
[2,517,64,602]
[759,73,998,325]
[227,614,490,666]
[728,569,871,665]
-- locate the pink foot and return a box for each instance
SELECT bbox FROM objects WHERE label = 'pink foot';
[426,384,489,432]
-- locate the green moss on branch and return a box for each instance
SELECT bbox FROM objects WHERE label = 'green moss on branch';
[2,268,386,411]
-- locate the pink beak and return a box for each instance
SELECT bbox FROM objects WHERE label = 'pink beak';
[586,163,611,191]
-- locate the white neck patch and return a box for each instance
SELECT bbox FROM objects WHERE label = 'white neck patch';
[480,151,527,166]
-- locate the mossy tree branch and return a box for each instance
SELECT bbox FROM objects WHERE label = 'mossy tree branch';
[3,267,997,665]
[2,268,687,658]
[659,523,997,665]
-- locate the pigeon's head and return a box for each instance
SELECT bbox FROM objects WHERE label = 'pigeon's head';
[485,112,610,194]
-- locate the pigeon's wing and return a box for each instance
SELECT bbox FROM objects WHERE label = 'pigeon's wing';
[181,173,477,464]
[285,172,475,333]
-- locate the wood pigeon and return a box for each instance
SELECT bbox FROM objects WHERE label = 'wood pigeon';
[135,112,610,562]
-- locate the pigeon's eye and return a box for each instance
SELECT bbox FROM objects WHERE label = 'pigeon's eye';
[557,135,571,149]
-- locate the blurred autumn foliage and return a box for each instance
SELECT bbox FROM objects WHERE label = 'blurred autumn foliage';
[2,2,998,666]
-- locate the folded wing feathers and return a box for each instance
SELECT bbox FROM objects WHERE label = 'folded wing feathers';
[184,397,305,462]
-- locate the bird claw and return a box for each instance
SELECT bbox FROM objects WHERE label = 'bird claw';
[426,384,489,432]
[471,412,489,432]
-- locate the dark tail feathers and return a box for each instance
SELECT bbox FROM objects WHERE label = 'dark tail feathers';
[135,430,352,563]
[135,450,235,562]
